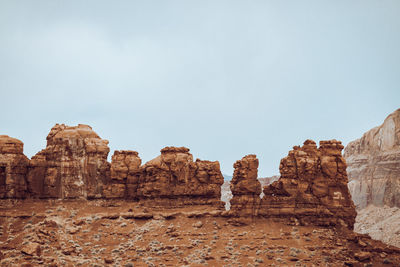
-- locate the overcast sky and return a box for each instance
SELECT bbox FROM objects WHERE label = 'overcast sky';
[1,1,399,177]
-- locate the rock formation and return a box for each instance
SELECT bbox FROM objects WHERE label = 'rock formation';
[344,108,400,209]
[136,147,225,207]
[103,150,141,198]
[0,135,29,198]
[229,140,356,229]
[1,124,357,230]
[27,124,110,199]
[229,155,261,216]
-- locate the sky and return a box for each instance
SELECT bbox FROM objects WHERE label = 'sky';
[1,1,399,177]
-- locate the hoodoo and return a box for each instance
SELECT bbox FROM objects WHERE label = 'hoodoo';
[229,140,357,229]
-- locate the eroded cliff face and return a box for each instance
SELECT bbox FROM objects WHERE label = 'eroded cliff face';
[27,124,110,199]
[229,140,356,229]
[344,108,400,209]
[0,135,29,198]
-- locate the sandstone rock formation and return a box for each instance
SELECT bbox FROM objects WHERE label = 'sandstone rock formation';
[261,140,356,228]
[0,135,29,198]
[136,147,225,207]
[229,155,261,216]
[27,124,110,199]
[229,140,356,229]
[103,150,141,198]
[344,108,400,209]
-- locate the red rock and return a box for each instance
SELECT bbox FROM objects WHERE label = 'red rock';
[27,124,110,199]
[260,140,356,228]
[0,135,29,198]
[229,155,261,216]
[228,140,356,229]
[104,150,141,199]
[136,146,224,207]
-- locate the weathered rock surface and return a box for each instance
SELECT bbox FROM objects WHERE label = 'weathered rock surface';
[0,135,29,198]
[136,147,225,207]
[221,175,279,210]
[103,150,141,198]
[261,140,356,228]
[27,124,110,199]
[229,155,261,216]
[355,205,400,248]
[344,108,400,209]
[229,140,356,229]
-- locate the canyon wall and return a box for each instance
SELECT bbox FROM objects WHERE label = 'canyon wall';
[344,108,400,209]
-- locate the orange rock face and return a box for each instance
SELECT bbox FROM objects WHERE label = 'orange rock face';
[229,155,261,216]
[229,140,356,229]
[27,124,110,199]
[104,150,141,199]
[136,147,225,207]
[0,135,29,198]
[261,140,356,228]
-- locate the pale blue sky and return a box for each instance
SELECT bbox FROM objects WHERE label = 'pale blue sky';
[1,1,399,176]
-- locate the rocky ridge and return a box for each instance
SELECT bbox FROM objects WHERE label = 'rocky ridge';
[1,124,224,208]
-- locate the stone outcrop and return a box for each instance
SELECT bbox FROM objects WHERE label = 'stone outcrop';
[1,123,358,230]
[136,147,224,207]
[229,155,261,216]
[229,140,356,229]
[0,135,29,198]
[103,150,141,198]
[27,124,110,199]
[344,108,400,209]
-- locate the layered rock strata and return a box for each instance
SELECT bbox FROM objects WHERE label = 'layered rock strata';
[344,108,400,209]
[229,140,356,229]
[228,155,261,216]
[27,124,110,199]
[103,150,141,198]
[0,135,29,198]
[136,147,225,207]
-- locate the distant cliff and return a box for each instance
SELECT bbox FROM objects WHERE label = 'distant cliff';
[344,108,400,209]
